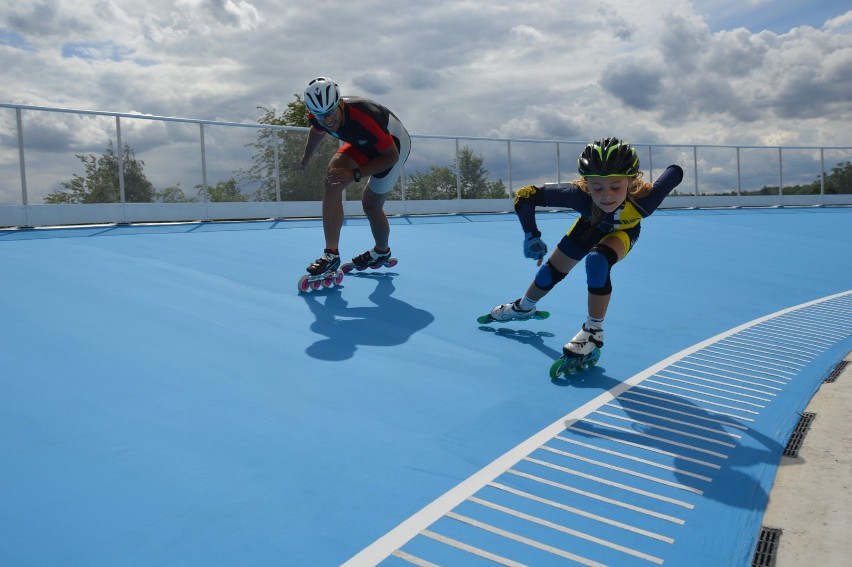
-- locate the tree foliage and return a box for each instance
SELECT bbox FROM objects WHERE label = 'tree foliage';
[199,178,248,202]
[240,95,338,202]
[404,146,507,200]
[45,141,155,204]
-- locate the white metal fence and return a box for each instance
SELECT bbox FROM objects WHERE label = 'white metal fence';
[1,103,850,228]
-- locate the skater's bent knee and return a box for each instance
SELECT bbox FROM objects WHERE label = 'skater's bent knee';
[534,260,567,291]
[586,245,616,295]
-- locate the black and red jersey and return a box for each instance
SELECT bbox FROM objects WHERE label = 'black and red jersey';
[308,96,407,163]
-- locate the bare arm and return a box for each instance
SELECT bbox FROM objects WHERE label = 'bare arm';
[299,127,327,169]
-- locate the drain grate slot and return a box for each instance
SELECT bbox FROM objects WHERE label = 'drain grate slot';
[752,526,782,567]
[783,412,816,457]
[824,360,848,383]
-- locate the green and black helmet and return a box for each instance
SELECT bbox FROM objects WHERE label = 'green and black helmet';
[578,137,640,177]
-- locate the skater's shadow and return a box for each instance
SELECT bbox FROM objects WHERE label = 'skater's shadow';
[568,387,780,512]
[477,325,563,361]
[302,274,434,361]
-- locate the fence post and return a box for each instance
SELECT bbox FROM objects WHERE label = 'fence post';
[507,140,513,195]
[116,116,128,223]
[736,147,742,196]
[199,123,209,221]
[455,138,461,200]
[648,145,654,182]
[556,142,561,186]
[692,146,698,196]
[15,108,31,227]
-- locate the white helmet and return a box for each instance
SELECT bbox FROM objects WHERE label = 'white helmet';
[303,77,341,114]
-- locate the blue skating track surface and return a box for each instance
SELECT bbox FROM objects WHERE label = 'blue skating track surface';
[2,207,851,566]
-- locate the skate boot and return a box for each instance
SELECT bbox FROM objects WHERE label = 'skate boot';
[563,324,604,357]
[307,249,341,275]
[298,249,344,293]
[341,247,398,273]
[549,324,603,379]
[477,299,550,324]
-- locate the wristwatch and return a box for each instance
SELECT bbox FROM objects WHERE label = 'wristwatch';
[352,167,361,182]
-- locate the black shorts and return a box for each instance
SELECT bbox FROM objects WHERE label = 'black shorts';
[556,216,641,261]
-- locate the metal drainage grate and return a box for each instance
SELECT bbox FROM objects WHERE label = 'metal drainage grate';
[824,360,849,383]
[752,526,782,567]
[783,412,816,457]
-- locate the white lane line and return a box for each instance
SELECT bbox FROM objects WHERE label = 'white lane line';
[602,402,743,438]
[466,497,666,563]
[552,434,715,481]
[615,395,750,429]
[446,512,609,567]
[619,391,757,422]
[642,381,767,409]
[591,411,738,447]
[524,457,696,508]
[723,335,816,359]
[684,354,797,378]
[652,374,775,401]
[342,291,851,567]
[563,426,723,469]
[420,530,527,567]
[701,345,807,368]
[580,419,730,459]
[487,482,676,543]
[390,549,438,567]
[539,446,707,493]
[665,365,785,389]
[504,469,687,524]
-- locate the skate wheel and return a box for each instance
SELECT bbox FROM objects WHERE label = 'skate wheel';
[356,265,367,271]
[298,275,311,293]
[385,258,398,268]
[310,279,323,291]
[321,276,333,288]
[334,271,344,285]
[588,348,601,367]
[549,358,566,380]
[341,263,354,274]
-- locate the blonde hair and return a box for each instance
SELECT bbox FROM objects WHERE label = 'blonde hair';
[574,173,654,224]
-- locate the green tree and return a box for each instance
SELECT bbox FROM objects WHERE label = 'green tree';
[404,146,506,200]
[457,146,507,198]
[824,160,852,194]
[198,178,248,202]
[45,141,155,204]
[406,165,457,200]
[241,95,338,202]
[157,184,191,203]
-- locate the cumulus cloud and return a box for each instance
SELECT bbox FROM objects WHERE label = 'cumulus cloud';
[1,0,850,151]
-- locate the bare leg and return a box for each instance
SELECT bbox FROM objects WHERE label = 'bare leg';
[321,154,359,250]
[362,186,390,250]
[322,185,345,251]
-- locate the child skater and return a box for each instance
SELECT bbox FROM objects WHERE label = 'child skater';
[488,137,684,362]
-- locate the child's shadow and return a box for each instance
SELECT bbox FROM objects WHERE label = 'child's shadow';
[478,324,563,361]
[302,274,435,361]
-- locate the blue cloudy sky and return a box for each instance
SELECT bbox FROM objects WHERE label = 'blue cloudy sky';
[1,0,851,150]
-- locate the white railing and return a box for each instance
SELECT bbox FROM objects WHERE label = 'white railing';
[1,103,851,228]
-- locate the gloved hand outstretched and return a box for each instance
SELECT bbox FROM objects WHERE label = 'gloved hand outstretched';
[523,232,547,262]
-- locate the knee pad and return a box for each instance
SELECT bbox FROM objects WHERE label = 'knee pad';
[534,260,567,292]
[586,245,618,295]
